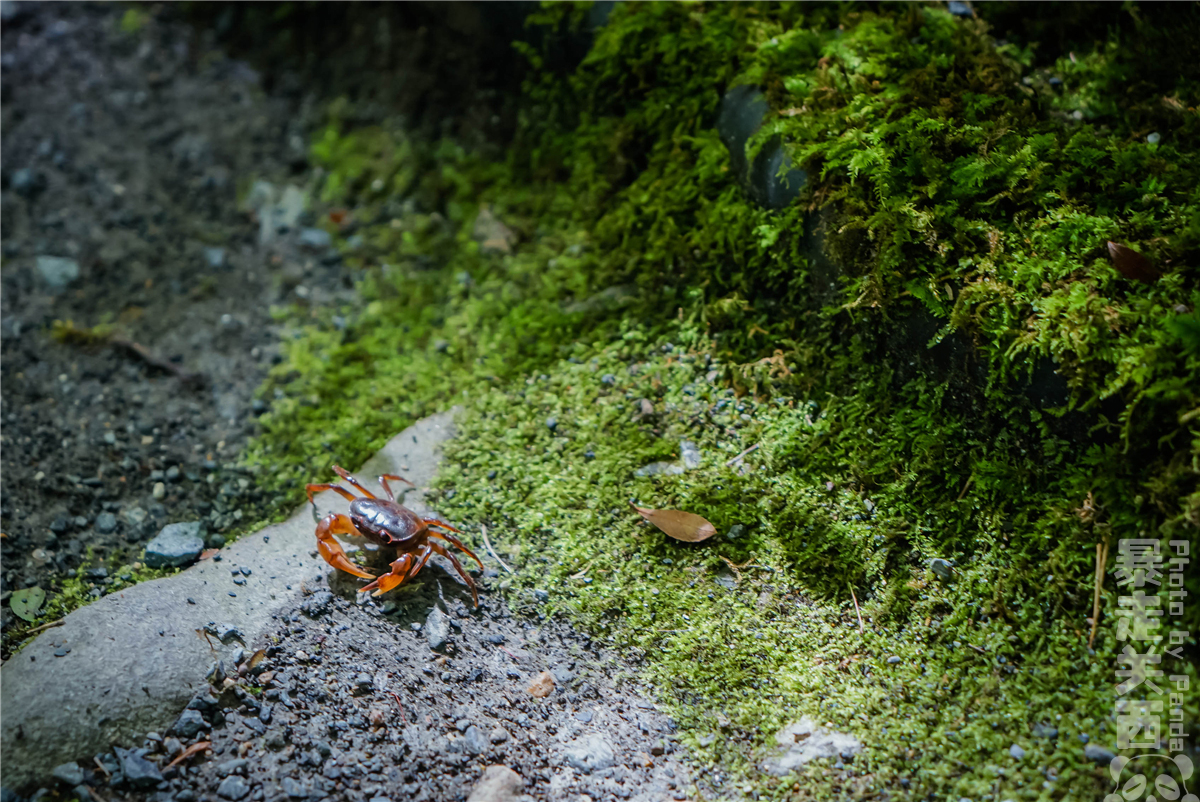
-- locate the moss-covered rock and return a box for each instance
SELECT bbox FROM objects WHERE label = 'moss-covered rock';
[244,2,1198,796]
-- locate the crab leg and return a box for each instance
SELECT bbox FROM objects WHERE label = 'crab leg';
[428,530,485,572]
[430,542,480,608]
[332,465,377,499]
[422,517,462,533]
[305,483,359,505]
[315,513,375,580]
[378,473,415,502]
[360,552,416,597]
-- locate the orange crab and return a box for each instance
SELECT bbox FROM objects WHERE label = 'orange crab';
[305,465,484,606]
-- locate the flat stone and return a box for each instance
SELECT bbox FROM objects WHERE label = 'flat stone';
[144,522,204,568]
[564,734,617,774]
[50,762,84,787]
[425,606,451,651]
[467,765,524,802]
[35,256,80,290]
[0,410,461,788]
[761,717,863,776]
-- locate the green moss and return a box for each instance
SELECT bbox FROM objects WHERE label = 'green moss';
[233,3,1198,796]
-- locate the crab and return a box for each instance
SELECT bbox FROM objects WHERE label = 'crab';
[305,465,484,606]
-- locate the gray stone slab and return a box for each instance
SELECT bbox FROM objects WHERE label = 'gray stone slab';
[0,409,460,788]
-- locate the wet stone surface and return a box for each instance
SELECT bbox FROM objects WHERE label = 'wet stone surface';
[47,580,691,802]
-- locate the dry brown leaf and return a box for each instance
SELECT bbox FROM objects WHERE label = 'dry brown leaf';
[629,503,717,543]
[166,740,211,769]
[198,548,220,561]
[1107,241,1161,283]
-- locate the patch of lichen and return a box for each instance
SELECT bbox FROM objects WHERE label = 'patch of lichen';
[238,2,1198,796]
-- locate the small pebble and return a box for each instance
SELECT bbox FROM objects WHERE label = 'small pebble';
[1009,744,1025,760]
[152,482,166,500]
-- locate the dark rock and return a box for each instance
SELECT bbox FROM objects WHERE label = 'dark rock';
[533,589,549,602]
[94,512,118,534]
[717,85,806,209]
[144,521,204,568]
[1084,744,1115,765]
[49,517,70,535]
[172,708,208,738]
[115,747,162,788]
[302,590,334,618]
[1009,743,1025,760]
[545,416,558,431]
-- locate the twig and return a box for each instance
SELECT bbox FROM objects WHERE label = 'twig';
[569,560,595,580]
[1088,539,1110,649]
[388,691,408,723]
[24,619,65,635]
[848,581,864,633]
[967,643,987,655]
[481,525,514,575]
[111,337,206,388]
[724,443,760,467]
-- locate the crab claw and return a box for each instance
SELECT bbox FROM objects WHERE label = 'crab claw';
[315,513,375,580]
[360,554,415,597]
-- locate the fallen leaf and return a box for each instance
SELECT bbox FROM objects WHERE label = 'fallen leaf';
[166,740,211,769]
[630,503,717,543]
[10,586,46,622]
[1107,241,1161,282]
[199,548,220,560]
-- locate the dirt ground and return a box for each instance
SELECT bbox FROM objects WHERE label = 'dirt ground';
[61,577,695,802]
[0,1,343,630]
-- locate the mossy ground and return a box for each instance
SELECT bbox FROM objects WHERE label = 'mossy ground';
[32,2,1192,797]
